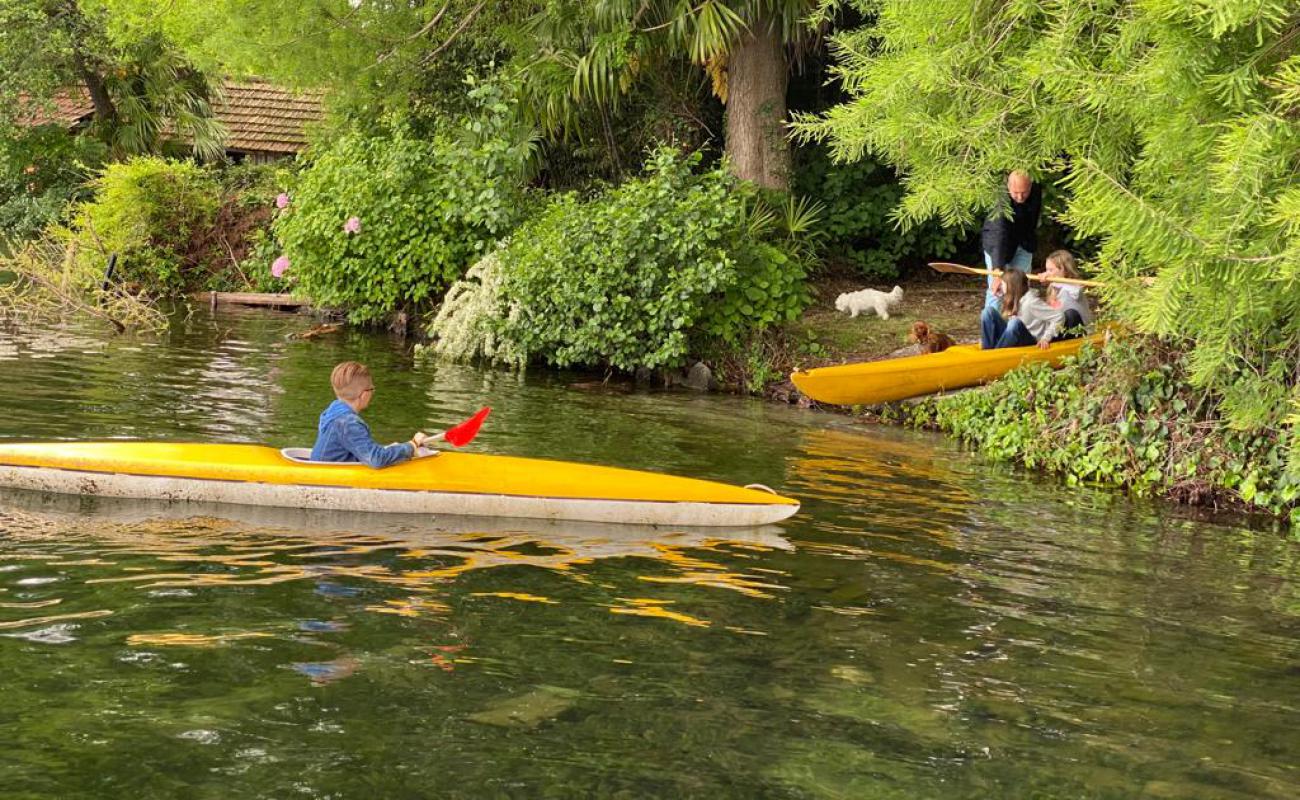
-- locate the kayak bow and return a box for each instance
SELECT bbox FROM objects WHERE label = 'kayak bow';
[0,442,798,527]
[791,333,1106,406]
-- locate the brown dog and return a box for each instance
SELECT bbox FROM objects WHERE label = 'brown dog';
[909,321,955,354]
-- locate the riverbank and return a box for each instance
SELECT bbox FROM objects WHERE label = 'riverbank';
[719,273,983,402]
[754,278,1298,528]
[882,336,1295,527]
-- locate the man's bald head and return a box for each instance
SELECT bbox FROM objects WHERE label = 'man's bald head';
[1007,171,1032,204]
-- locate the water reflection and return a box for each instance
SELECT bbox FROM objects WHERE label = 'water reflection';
[0,489,793,640]
[2,309,1299,798]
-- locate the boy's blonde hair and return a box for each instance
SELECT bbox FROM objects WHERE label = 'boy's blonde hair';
[330,361,373,402]
[1045,249,1079,279]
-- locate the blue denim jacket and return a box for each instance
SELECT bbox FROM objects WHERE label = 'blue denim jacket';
[310,399,414,468]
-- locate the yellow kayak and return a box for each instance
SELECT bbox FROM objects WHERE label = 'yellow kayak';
[0,442,798,527]
[790,332,1106,406]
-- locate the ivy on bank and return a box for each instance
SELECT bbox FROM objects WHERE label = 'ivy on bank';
[894,339,1300,526]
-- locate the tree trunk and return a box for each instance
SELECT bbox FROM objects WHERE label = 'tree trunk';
[723,20,790,191]
[74,58,116,126]
[60,0,118,126]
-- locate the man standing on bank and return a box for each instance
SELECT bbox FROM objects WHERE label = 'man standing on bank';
[981,170,1042,311]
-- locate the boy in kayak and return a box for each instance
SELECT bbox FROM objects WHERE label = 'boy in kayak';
[311,361,428,467]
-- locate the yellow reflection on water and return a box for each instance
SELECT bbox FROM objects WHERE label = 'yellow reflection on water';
[127,631,274,647]
[471,592,559,604]
[785,428,973,573]
[0,609,113,629]
[788,428,973,517]
[0,598,62,609]
[0,498,795,635]
[608,598,711,627]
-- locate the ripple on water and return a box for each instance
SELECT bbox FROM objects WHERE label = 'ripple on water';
[5,623,79,644]
[177,729,221,745]
[15,576,63,585]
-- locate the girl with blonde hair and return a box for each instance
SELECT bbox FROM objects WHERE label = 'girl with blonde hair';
[1043,250,1093,326]
[979,269,1086,349]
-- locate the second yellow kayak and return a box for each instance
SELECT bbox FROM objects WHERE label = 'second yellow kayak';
[790,333,1106,406]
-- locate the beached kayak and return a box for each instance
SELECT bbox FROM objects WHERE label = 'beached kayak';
[790,332,1107,406]
[0,442,798,527]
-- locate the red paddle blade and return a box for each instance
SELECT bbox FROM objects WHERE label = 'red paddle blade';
[443,407,491,447]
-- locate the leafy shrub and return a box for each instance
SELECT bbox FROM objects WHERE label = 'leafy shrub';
[0,127,104,247]
[272,82,535,322]
[426,148,815,372]
[794,146,963,279]
[62,156,220,292]
[899,338,1299,525]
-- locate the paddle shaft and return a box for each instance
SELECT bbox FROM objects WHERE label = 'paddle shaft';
[928,262,1105,288]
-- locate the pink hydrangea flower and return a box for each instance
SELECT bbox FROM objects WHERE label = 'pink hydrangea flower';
[344,216,361,234]
[271,255,290,278]
[275,193,290,209]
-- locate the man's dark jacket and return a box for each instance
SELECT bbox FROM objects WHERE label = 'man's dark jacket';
[981,183,1042,267]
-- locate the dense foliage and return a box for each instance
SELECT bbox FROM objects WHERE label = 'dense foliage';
[802,0,1300,447]
[46,156,283,294]
[272,83,536,323]
[426,149,815,371]
[513,0,821,188]
[63,156,220,292]
[0,2,224,159]
[420,251,528,369]
[794,147,961,278]
[98,0,519,123]
[0,126,104,245]
[898,340,1300,526]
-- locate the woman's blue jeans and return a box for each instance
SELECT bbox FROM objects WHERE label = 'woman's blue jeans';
[981,308,1085,349]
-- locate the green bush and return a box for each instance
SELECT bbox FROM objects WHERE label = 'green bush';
[63,156,220,292]
[0,127,104,248]
[900,339,1300,525]
[272,82,535,322]
[484,148,813,371]
[793,146,963,279]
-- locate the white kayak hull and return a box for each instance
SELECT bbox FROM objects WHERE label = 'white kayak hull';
[0,464,798,528]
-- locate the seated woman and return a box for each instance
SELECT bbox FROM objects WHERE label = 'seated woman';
[980,269,1086,350]
[1043,249,1093,327]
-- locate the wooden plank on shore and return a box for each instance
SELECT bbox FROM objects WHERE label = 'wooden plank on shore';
[194,291,308,309]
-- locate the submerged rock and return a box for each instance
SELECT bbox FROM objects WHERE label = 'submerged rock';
[466,685,580,729]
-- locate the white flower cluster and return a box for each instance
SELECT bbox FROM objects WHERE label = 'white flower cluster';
[421,250,527,369]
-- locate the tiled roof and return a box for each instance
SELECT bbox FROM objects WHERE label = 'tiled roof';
[214,80,324,154]
[16,90,95,127]
[16,79,324,155]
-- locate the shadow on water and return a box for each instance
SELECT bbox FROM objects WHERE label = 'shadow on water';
[1,307,1298,798]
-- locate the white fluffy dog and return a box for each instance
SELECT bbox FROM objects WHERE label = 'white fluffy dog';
[835,285,904,320]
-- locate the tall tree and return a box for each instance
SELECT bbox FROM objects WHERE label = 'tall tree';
[0,0,224,159]
[802,0,1300,434]
[514,0,821,190]
[97,0,522,123]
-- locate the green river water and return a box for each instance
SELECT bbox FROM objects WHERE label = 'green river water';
[0,308,1297,799]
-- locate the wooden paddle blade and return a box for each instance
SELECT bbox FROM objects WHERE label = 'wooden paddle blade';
[443,407,491,447]
[928,261,990,277]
